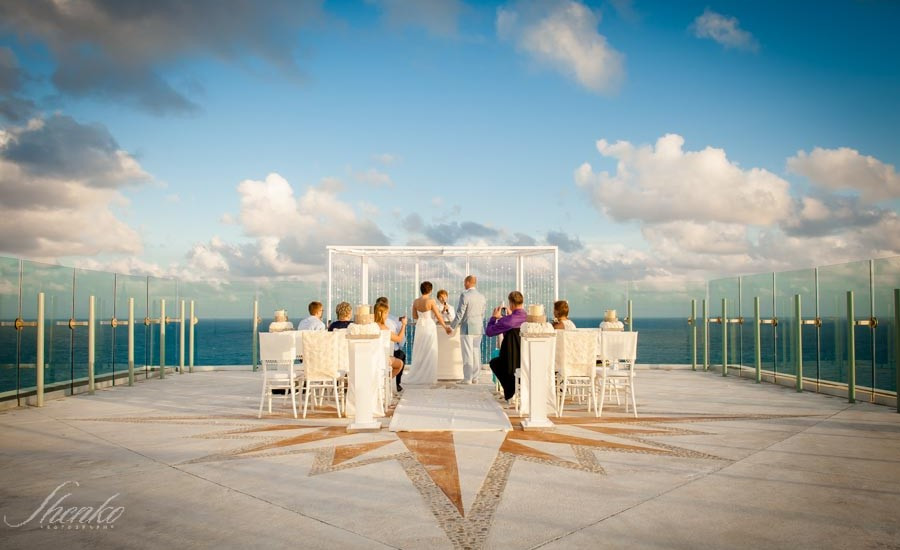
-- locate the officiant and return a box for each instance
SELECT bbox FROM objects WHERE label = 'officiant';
[437,289,455,323]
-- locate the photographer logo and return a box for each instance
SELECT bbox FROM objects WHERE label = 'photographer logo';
[3,481,124,531]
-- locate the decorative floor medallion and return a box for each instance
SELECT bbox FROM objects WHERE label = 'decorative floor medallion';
[74,410,810,549]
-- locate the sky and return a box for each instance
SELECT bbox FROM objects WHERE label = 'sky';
[1,0,899,298]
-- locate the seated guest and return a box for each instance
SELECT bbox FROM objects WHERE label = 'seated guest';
[552,300,576,330]
[297,301,326,331]
[268,309,294,332]
[375,302,407,379]
[328,301,353,331]
[436,289,455,323]
[487,291,526,402]
[376,296,407,390]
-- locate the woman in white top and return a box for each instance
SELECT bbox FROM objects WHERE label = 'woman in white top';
[403,281,451,385]
[552,300,576,330]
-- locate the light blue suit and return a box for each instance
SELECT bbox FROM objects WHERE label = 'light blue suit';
[451,287,486,382]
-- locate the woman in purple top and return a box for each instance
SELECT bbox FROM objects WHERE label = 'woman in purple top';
[487,291,526,401]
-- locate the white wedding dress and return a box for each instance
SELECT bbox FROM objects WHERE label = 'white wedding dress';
[405,309,438,385]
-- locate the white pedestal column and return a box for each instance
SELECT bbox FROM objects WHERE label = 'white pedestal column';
[520,334,556,430]
[347,337,382,432]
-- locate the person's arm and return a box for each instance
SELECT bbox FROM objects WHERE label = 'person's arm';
[485,308,522,337]
[431,300,449,330]
[412,302,419,321]
[450,293,467,331]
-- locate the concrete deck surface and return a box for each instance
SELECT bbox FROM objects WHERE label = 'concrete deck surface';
[1,368,898,549]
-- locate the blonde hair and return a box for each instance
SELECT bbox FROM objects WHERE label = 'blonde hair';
[374,302,389,325]
[437,289,448,300]
[336,302,351,320]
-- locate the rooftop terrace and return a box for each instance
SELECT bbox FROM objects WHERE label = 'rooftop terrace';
[2,366,898,549]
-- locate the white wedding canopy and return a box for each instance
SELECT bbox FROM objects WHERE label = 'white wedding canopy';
[325,246,559,324]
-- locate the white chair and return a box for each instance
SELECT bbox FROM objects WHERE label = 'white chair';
[292,329,312,362]
[596,331,638,418]
[333,328,349,412]
[301,331,343,418]
[258,332,303,419]
[556,330,599,416]
[379,329,393,408]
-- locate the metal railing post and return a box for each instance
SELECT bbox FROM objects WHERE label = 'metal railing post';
[189,300,195,374]
[795,294,802,393]
[36,292,45,407]
[754,297,761,383]
[894,288,899,413]
[627,299,633,332]
[692,299,698,370]
[159,299,166,379]
[88,295,95,394]
[702,299,709,371]
[252,299,259,371]
[128,298,134,386]
[847,291,856,404]
[179,299,185,374]
[722,298,728,377]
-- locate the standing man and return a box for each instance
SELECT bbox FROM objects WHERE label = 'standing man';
[450,275,486,384]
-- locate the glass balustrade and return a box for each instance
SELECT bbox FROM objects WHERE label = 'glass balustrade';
[1,253,898,408]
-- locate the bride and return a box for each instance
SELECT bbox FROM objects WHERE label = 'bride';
[403,281,451,385]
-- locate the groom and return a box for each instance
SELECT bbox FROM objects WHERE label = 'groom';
[450,275,486,384]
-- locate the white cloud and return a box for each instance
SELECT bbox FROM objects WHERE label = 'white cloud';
[189,172,390,278]
[690,9,759,52]
[575,133,793,225]
[0,114,147,259]
[787,146,900,203]
[354,167,394,187]
[574,132,900,280]
[497,0,624,94]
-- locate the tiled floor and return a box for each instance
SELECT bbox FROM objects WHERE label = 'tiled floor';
[1,368,898,549]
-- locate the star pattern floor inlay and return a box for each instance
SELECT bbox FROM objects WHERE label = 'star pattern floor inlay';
[73,408,813,549]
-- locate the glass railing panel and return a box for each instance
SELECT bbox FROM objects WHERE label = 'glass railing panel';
[0,257,20,396]
[257,279,329,330]
[148,276,178,369]
[873,257,900,393]
[74,268,115,383]
[627,280,706,364]
[115,274,148,376]
[774,268,817,379]
[818,260,872,387]
[180,279,256,366]
[740,272,775,370]
[21,260,73,391]
[708,277,740,368]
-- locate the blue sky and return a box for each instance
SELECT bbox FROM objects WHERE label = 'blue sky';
[0,0,898,289]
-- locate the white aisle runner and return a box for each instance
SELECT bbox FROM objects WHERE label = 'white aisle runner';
[388,388,512,432]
